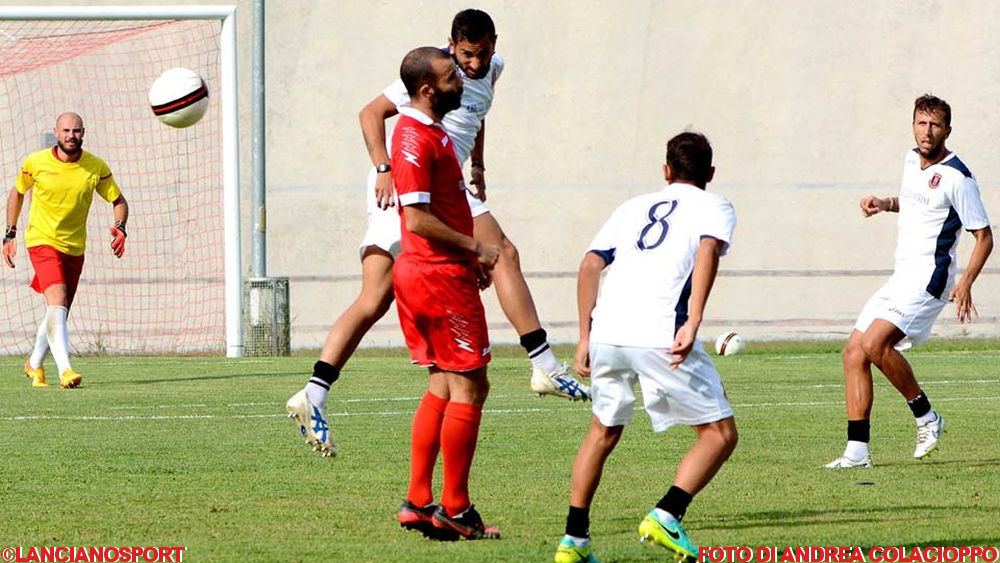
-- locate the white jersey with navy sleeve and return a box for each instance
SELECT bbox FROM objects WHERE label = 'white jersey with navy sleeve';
[893,150,990,298]
[382,50,504,165]
[587,183,737,348]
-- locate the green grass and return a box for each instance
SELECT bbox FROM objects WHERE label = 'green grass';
[2,342,999,561]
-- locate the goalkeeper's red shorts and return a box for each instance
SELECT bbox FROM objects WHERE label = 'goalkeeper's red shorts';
[28,245,85,298]
[393,254,491,373]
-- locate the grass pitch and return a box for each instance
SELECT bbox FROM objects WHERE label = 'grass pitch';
[2,340,999,561]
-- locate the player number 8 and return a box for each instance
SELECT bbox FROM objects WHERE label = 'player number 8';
[637,200,677,251]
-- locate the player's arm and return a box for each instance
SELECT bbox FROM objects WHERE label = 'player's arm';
[469,120,487,202]
[575,251,608,377]
[3,188,25,268]
[359,94,400,209]
[108,195,129,258]
[670,236,724,369]
[949,226,993,324]
[860,195,896,217]
[402,203,499,273]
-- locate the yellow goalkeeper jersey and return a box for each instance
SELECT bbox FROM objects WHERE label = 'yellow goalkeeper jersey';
[15,147,122,256]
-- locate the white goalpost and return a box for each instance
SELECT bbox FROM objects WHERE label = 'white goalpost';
[0,5,244,357]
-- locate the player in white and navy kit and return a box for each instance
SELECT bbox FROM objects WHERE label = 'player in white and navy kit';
[827,95,994,469]
[285,9,587,460]
[360,45,502,252]
[354,9,587,402]
[554,133,738,563]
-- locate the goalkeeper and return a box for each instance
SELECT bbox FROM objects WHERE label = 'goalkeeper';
[3,112,129,389]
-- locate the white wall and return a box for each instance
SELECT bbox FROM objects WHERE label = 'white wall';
[8,0,1000,349]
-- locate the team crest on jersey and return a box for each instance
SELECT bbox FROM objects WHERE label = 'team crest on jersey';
[929,173,942,188]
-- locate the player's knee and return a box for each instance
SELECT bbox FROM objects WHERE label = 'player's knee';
[497,237,520,267]
[842,340,866,368]
[722,425,738,456]
[716,420,739,456]
[859,334,888,363]
[356,286,394,318]
[589,420,623,450]
[468,376,490,404]
[698,419,737,458]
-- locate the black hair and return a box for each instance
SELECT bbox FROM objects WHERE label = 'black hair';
[451,9,496,43]
[666,132,713,186]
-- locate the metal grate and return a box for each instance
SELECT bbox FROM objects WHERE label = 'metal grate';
[242,277,290,356]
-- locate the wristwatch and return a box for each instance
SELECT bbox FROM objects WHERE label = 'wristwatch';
[376,163,391,173]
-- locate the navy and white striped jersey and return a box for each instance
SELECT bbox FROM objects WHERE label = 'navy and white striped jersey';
[587,183,736,348]
[894,150,990,298]
[383,51,504,166]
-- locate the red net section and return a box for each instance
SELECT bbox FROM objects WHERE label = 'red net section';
[0,19,224,355]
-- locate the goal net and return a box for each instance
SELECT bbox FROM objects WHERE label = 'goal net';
[0,9,240,356]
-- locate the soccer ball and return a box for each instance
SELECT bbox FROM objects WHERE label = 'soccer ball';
[149,67,209,128]
[714,331,745,356]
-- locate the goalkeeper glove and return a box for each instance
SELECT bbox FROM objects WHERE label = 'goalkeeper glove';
[109,222,127,258]
[2,226,15,269]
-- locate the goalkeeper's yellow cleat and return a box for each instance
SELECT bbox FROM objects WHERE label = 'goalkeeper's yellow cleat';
[59,368,82,389]
[24,360,48,387]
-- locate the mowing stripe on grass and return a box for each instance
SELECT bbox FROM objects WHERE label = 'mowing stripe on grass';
[5,396,1000,422]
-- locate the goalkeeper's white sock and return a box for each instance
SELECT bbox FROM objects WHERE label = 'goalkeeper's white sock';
[45,305,72,374]
[29,313,49,368]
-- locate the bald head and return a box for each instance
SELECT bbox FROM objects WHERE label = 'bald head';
[53,111,85,160]
[56,112,83,129]
[399,46,463,120]
[400,47,453,96]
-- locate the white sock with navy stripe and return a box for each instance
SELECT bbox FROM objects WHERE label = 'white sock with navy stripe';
[305,361,340,407]
[519,329,561,374]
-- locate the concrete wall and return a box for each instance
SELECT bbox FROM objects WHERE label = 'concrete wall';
[9,0,1000,349]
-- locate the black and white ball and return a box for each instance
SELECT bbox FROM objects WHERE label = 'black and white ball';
[149,67,209,128]
[714,331,745,356]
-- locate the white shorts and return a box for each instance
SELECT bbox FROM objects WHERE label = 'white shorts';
[854,277,947,349]
[589,341,733,432]
[358,167,489,259]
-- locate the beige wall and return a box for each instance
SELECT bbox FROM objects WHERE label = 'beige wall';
[9,0,1000,349]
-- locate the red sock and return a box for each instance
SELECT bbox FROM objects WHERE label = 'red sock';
[440,401,483,516]
[406,391,448,507]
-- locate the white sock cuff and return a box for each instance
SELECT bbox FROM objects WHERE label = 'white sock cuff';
[45,304,69,318]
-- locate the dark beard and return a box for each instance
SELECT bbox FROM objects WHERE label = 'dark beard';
[57,139,82,156]
[432,89,463,117]
[919,144,946,163]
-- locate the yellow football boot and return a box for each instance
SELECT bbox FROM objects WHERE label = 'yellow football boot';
[59,368,82,389]
[24,360,48,387]
[638,511,698,563]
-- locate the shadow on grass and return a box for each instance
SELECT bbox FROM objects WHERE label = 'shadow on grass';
[122,371,306,385]
[602,504,996,534]
[699,504,997,531]
[872,458,1000,468]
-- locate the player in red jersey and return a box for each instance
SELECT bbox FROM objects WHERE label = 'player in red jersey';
[389,46,501,542]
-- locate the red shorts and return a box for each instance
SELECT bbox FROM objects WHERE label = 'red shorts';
[28,245,85,297]
[393,254,491,372]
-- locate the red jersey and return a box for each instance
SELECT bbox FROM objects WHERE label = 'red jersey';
[391,107,472,263]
